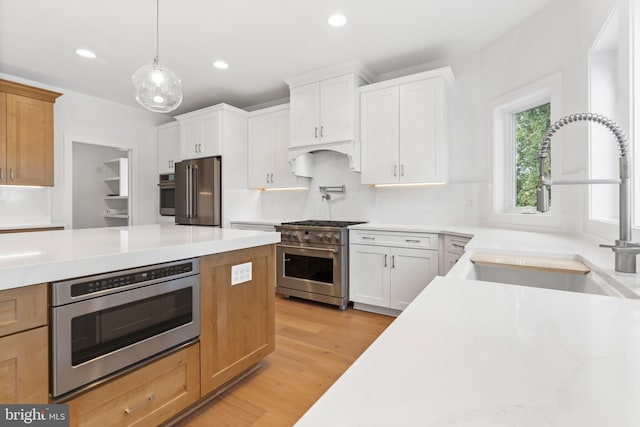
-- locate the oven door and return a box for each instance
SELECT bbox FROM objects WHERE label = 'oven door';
[51,276,199,398]
[159,181,175,216]
[276,243,344,298]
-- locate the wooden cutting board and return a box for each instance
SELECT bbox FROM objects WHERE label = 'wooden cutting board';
[470,252,590,275]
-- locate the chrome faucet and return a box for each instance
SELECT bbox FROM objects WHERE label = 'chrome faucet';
[536,112,640,273]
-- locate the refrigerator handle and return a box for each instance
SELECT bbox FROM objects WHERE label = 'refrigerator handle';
[186,164,192,218]
[192,165,198,218]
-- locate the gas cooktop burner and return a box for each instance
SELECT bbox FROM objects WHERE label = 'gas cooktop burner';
[281,220,367,228]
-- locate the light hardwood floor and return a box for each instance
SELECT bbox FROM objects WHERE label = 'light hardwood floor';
[174,295,394,426]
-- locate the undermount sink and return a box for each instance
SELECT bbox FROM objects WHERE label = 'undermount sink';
[463,252,638,299]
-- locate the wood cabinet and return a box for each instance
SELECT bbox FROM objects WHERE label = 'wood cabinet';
[68,343,200,427]
[442,234,471,275]
[350,230,439,315]
[248,104,308,189]
[360,68,453,185]
[0,79,61,186]
[199,245,275,396]
[157,121,180,173]
[0,283,48,404]
[289,74,357,147]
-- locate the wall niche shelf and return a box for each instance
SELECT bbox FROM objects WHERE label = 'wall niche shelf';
[103,157,129,222]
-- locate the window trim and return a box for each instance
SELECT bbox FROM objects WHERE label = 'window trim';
[485,72,563,229]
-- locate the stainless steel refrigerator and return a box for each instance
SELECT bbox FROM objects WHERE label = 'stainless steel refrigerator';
[175,156,221,226]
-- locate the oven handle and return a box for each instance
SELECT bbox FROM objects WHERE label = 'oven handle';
[278,244,339,254]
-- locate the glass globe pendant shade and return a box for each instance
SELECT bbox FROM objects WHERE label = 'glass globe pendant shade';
[132,57,183,113]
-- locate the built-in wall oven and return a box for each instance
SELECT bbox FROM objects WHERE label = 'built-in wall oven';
[275,221,365,310]
[159,173,175,216]
[50,258,200,399]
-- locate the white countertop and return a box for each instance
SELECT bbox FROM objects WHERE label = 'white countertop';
[297,276,640,426]
[0,224,280,290]
[0,222,66,231]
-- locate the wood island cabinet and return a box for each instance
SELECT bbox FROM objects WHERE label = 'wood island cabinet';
[68,343,200,427]
[0,283,48,404]
[199,245,276,396]
[0,79,61,186]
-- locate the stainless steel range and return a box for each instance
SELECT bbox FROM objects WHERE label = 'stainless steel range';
[275,220,366,310]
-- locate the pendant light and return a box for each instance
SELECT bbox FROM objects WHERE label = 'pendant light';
[132,0,183,113]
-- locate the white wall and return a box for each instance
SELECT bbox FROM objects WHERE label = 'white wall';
[0,72,170,228]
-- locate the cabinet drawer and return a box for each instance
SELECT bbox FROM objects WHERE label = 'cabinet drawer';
[444,235,471,255]
[0,283,47,337]
[351,230,438,249]
[69,343,200,427]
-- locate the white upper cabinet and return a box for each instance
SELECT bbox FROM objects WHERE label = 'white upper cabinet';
[290,74,356,147]
[360,67,454,185]
[248,104,308,189]
[286,62,372,172]
[290,83,320,147]
[157,122,180,173]
[177,110,221,160]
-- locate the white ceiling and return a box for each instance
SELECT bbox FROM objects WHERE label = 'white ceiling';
[0,0,553,115]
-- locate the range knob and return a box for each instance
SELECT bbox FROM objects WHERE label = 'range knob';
[303,236,311,243]
[316,234,324,241]
[324,234,333,242]
[333,235,341,243]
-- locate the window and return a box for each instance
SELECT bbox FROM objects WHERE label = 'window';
[514,103,551,208]
[488,72,562,228]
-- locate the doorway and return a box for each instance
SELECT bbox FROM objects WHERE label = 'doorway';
[72,142,132,229]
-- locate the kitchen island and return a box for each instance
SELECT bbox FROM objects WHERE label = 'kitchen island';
[0,224,280,426]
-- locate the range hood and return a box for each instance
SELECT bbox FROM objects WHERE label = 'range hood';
[288,140,360,173]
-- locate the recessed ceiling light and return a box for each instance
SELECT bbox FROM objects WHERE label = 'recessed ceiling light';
[327,14,347,27]
[75,49,96,59]
[213,60,229,70]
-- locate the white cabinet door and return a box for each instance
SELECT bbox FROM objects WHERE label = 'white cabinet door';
[247,113,273,189]
[360,86,399,184]
[399,79,444,183]
[349,245,390,307]
[319,74,355,144]
[180,112,221,159]
[157,124,180,173]
[290,82,320,147]
[271,109,294,187]
[389,247,439,311]
[200,112,221,157]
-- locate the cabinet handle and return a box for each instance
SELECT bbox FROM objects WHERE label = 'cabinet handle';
[361,236,375,240]
[9,168,14,181]
[384,254,388,267]
[194,143,198,153]
[266,173,270,183]
[124,394,155,414]
[451,243,466,250]
[392,255,396,268]
[320,126,324,137]
[401,164,405,177]
[314,127,318,138]
[393,165,397,177]
[405,239,421,243]
[270,173,274,183]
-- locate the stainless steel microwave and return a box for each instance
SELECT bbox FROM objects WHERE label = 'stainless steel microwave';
[159,173,175,216]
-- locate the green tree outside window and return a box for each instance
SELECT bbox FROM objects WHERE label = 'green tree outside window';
[514,103,551,207]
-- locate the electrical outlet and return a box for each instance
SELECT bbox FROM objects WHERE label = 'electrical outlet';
[231,262,252,285]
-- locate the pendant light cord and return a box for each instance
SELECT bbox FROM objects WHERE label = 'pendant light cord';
[155,0,160,62]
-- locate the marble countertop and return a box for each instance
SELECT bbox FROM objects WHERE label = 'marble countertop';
[297,275,640,426]
[0,224,280,290]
